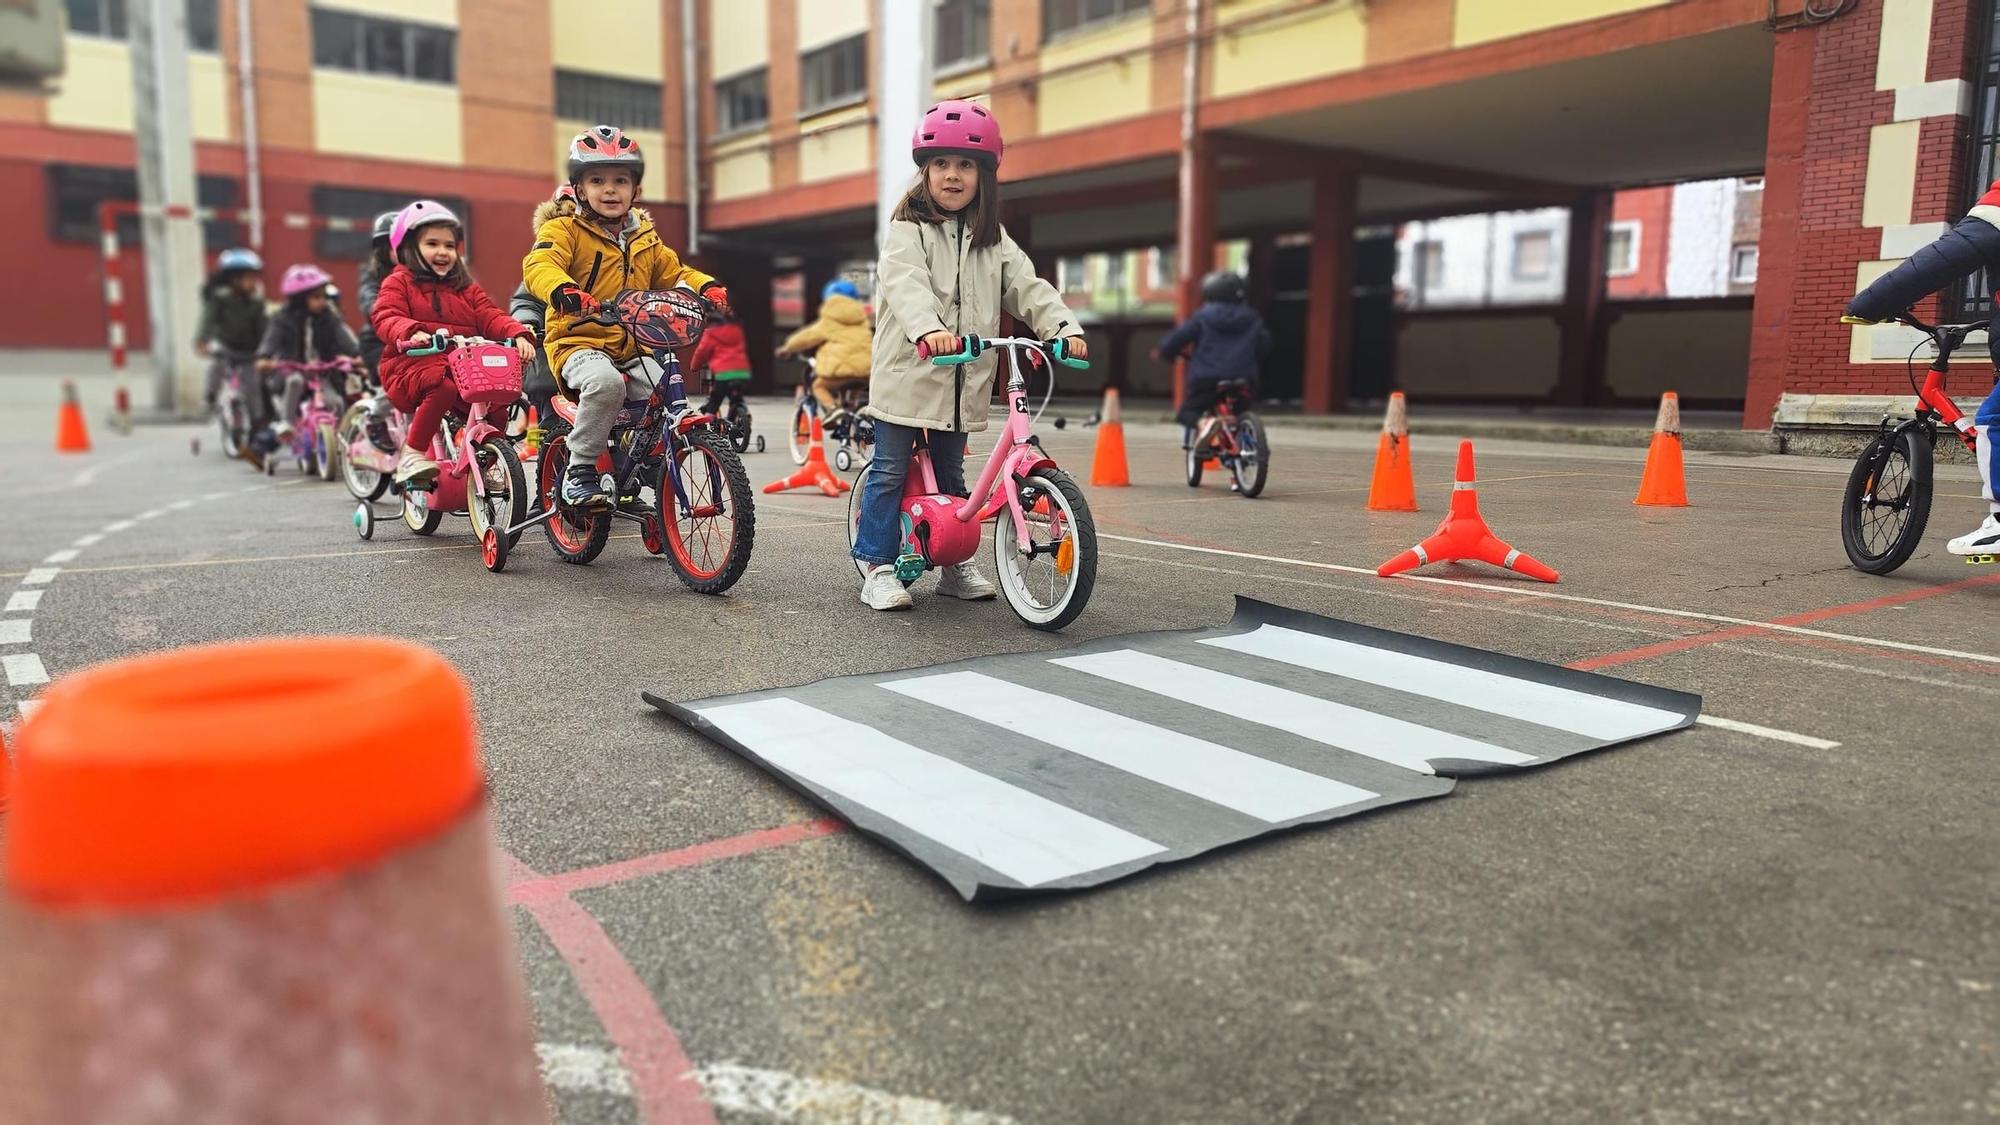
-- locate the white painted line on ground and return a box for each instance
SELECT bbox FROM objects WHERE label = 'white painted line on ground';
[42,549,78,564]
[103,520,135,532]
[68,449,145,489]
[1099,533,2000,667]
[694,1063,1019,1124]
[0,619,30,645]
[4,653,49,687]
[21,568,59,586]
[5,591,41,613]
[1695,715,1841,750]
[135,508,165,521]
[536,1043,631,1097]
[202,490,232,501]
[71,533,104,548]
[167,499,196,511]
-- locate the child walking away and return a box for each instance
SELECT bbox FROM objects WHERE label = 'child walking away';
[691,305,751,417]
[355,210,398,379]
[780,279,872,413]
[856,99,1087,611]
[1156,269,1272,450]
[371,200,535,486]
[257,263,360,445]
[195,247,268,409]
[523,125,731,510]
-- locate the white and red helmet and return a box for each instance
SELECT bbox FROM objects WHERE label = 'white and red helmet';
[388,200,462,257]
[278,263,334,298]
[567,125,644,184]
[912,100,1004,169]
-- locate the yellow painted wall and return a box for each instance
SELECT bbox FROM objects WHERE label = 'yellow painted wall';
[712,133,772,199]
[709,0,769,77]
[797,104,871,183]
[936,66,992,101]
[314,70,462,164]
[1875,0,1934,89]
[553,118,668,199]
[45,36,230,141]
[1212,0,1365,98]
[317,0,457,25]
[551,0,663,80]
[1861,120,1920,228]
[797,0,868,51]
[1453,0,1670,49]
[1037,15,1152,135]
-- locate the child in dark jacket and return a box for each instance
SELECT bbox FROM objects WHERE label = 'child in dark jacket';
[257,262,360,442]
[371,199,533,485]
[1156,270,1273,448]
[196,247,268,407]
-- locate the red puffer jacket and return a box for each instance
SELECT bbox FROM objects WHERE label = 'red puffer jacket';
[691,321,750,376]
[372,264,530,406]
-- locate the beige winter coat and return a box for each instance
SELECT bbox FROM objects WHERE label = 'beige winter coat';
[868,216,1082,433]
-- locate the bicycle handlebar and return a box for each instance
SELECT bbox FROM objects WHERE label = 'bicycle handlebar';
[399,333,501,357]
[920,334,1090,370]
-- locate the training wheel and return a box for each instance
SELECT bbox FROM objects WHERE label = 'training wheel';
[835,447,854,473]
[756,435,766,453]
[1967,553,1998,566]
[353,503,375,540]
[480,527,509,572]
[641,511,666,555]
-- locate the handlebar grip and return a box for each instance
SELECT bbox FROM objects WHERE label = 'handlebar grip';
[1048,338,1090,370]
[925,335,984,365]
[1838,315,1881,326]
[402,339,445,357]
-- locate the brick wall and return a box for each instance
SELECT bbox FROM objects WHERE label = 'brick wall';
[460,0,554,176]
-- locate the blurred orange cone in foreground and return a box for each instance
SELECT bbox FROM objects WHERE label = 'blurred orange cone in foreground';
[55,379,90,453]
[1367,392,1417,511]
[0,638,546,1125]
[1635,391,1689,506]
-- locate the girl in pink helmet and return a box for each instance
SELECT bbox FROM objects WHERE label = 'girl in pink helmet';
[255,262,360,454]
[852,100,1088,611]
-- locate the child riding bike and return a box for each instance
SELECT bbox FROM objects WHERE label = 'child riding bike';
[781,279,873,416]
[355,209,398,380]
[1846,179,2000,555]
[258,263,360,447]
[523,125,731,511]
[1154,269,1272,450]
[856,98,1087,611]
[691,303,752,418]
[196,247,268,409]
[371,200,535,486]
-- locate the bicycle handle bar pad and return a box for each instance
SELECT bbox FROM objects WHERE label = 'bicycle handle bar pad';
[922,335,986,365]
[1047,337,1090,370]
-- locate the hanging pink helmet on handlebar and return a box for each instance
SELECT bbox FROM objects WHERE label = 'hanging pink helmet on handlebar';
[388,199,463,256]
[912,100,1003,169]
[278,263,334,298]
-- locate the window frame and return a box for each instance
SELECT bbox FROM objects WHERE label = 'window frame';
[309,6,456,85]
[714,67,770,137]
[66,0,220,50]
[308,184,469,260]
[1511,230,1555,282]
[1730,244,1760,285]
[799,34,868,117]
[554,69,664,131]
[1041,0,1150,43]
[935,0,991,72]
[1604,220,1642,279]
[46,164,242,248]
[1954,0,2000,318]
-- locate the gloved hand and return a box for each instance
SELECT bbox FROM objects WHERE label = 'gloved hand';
[700,282,731,317]
[550,284,594,315]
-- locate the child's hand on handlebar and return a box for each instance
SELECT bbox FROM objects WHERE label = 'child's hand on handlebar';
[513,336,536,362]
[920,331,960,357]
[550,284,596,315]
[1062,337,1090,360]
[406,330,434,350]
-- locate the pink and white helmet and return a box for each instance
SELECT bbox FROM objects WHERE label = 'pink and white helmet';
[388,199,462,256]
[279,263,334,298]
[912,100,1003,169]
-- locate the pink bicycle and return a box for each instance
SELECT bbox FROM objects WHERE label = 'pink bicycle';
[272,357,359,481]
[845,335,1098,631]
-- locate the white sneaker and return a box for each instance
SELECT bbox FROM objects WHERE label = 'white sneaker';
[394,446,439,485]
[859,564,913,610]
[273,421,295,443]
[935,562,997,600]
[1947,513,2000,555]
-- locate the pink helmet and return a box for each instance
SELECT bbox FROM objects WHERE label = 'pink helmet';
[279,263,334,298]
[388,199,462,256]
[912,100,1003,169]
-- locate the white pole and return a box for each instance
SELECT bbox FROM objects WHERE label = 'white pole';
[130,0,206,416]
[681,0,701,256]
[875,0,935,253]
[234,0,263,249]
[1175,0,1203,298]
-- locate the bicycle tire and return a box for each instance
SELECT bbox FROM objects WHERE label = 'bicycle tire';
[539,436,611,564]
[1841,427,1932,575]
[336,403,391,501]
[1185,442,1205,487]
[789,402,811,465]
[657,427,757,594]
[315,421,337,482]
[1235,414,1269,498]
[995,467,1096,631]
[468,436,528,558]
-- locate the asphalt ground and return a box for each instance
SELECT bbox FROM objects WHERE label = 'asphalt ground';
[2,383,1995,1123]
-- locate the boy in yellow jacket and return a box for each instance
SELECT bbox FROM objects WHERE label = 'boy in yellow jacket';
[523,125,730,509]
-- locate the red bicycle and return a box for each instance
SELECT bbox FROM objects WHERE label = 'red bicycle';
[1185,378,1269,498]
[1838,309,1984,574]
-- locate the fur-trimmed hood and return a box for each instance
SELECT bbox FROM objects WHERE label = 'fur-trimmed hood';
[529,195,651,233]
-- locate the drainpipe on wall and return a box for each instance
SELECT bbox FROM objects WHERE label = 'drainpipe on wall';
[681,0,700,256]
[234,0,262,249]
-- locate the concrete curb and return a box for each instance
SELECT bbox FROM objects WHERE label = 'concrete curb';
[1129,410,1785,455]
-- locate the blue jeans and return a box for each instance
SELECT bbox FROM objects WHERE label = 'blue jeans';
[851,419,968,567]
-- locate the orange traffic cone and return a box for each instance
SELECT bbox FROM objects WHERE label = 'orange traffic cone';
[1367,392,1418,511]
[1090,388,1129,487]
[521,405,541,461]
[763,410,849,497]
[1377,440,1559,582]
[0,724,9,816]
[0,638,546,1123]
[54,379,90,453]
[1635,391,1689,507]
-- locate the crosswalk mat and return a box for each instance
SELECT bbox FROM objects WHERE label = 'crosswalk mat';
[645,597,1701,901]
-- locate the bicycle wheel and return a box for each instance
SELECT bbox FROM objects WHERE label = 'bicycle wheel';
[1234,414,1269,498]
[1841,427,1933,575]
[336,404,391,501]
[315,421,337,482]
[789,401,811,464]
[402,487,444,536]
[1185,441,1206,487]
[219,402,245,460]
[539,436,611,564]
[657,427,756,594]
[995,467,1096,631]
[467,437,528,570]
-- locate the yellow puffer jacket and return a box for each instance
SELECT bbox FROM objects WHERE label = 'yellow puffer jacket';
[779,294,871,378]
[521,198,715,389]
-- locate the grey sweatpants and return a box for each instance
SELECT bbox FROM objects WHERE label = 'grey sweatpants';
[561,350,660,459]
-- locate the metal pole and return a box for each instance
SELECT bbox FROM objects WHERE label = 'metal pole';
[680,0,700,256]
[235,0,262,249]
[129,0,206,418]
[875,0,934,253]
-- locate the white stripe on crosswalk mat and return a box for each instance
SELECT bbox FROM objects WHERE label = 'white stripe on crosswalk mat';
[3,653,49,687]
[1051,650,1534,775]
[0,619,29,645]
[1202,624,1682,741]
[695,697,1166,886]
[883,672,1380,823]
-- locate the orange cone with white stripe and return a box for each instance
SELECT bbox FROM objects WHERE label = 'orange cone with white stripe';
[1366,392,1418,511]
[0,724,9,817]
[1089,388,1129,487]
[1635,392,1689,506]
[1377,440,1558,582]
[763,410,849,496]
[55,379,90,453]
[0,638,546,1124]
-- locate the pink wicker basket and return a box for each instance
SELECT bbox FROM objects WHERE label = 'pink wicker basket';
[447,344,524,405]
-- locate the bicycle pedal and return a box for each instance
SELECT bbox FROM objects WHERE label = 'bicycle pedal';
[1965,554,1999,566]
[894,554,928,583]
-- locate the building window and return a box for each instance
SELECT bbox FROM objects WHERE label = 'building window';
[716,68,769,134]
[1149,245,1176,291]
[1512,231,1554,281]
[1731,244,1760,284]
[801,34,867,114]
[1414,241,1445,290]
[1043,0,1149,39]
[555,70,662,130]
[310,7,455,84]
[67,0,220,49]
[937,0,990,69]
[1058,255,1090,293]
[1605,221,1640,278]
[1957,1,2000,316]
[46,164,241,247]
[310,185,468,260]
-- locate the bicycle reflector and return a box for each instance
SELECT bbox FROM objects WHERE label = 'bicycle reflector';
[613,288,709,350]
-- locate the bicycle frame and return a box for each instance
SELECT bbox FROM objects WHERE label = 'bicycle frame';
[920,337,1086,553]
[1864,311,1986,452]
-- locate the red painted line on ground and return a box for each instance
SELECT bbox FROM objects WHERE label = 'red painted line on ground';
[509,818,845,905]
[505,853,717,1125]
